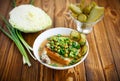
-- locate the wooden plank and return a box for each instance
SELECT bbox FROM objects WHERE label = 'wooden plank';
[0,0,25,81]
[97,0,120,80]
[94,20,119,81]
[105,0,120,79]
[84,32,105,81]
[16,0,30,6]
[54,63,86,81]
[20,60,39,81]
[1,43,23,81]
[54,0,71,27]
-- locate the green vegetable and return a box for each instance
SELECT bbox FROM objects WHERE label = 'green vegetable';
[69,0,104,23]
[79,45,88,56]
[79,0,85,10]
[86,6,104,22]
[9,4,52,33]
[0,1,37,66]
[49,63,58,67]
[70,30,81,41]
[72,41,80,49]
[83,1,97,15]
[71,12,78,19]
[0,15,36,66]
[47,35,81,58]
[29,0,34,5]
[69,4,82,14]
[78,13,87,22]
[69,59,78,65]
[79,33,86,46]
[12,0,16,8]
[46,33,88,65]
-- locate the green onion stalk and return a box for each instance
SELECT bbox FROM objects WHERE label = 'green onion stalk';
[29,0,34,5]
[0,0,36,66]
[0,15,34,66]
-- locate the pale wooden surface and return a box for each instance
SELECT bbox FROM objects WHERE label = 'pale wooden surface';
[0,0,120,81]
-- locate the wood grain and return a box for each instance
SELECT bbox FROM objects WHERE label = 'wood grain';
[85,33,105,81]
[100,0,120,80]
[0,1,23,81]
[0,0,120,81]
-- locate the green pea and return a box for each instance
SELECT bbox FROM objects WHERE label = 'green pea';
[64,54,68,57]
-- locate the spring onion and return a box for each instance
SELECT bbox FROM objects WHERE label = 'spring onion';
[0,0,36,66]
[29,0,34,5]
[0,14,37,66]
[12,0,16,8]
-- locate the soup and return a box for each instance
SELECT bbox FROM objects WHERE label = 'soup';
[39,30,88,67]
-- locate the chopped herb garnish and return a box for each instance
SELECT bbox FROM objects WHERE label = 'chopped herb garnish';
[29,0,34,5]
[50,63,58,67]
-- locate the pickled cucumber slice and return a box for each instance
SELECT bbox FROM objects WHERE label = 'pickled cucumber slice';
[83,1,97,15]
[86,6,104,22]
[71,12,78,19]
[79,0,85,10]
[78,14,87,22]
[80,33,86,39]
[81,45,88,55]
[69,4,82,14]
[70,30,81,41]
[78,44,88,57]
[79,34,86,46]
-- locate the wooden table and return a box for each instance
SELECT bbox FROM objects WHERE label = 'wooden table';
[0,0,120,81]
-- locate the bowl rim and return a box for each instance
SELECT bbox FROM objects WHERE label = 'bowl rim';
[33,27,89,70]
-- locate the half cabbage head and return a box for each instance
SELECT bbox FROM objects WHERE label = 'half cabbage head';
[9,5,52,33]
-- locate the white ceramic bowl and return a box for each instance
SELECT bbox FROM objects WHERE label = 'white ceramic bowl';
[33,27,89,70]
